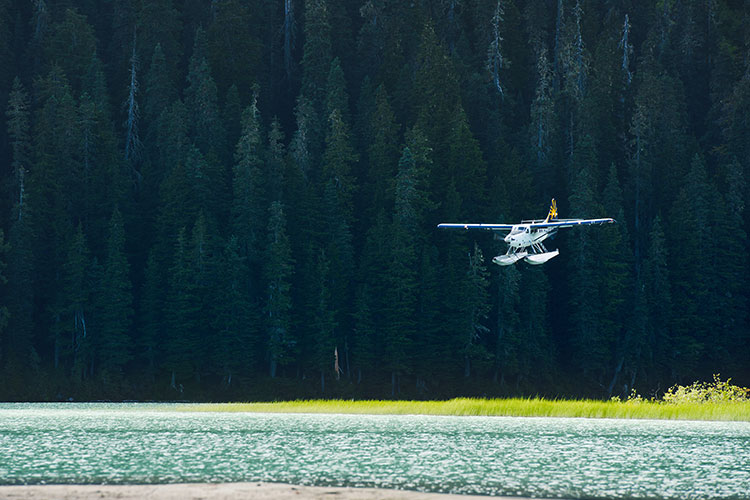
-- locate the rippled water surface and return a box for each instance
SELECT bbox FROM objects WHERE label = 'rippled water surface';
[1,403,749,499]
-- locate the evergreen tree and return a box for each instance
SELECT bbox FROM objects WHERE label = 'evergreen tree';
[7,78,31,221]
[301,0,332,113]
[494,263,521,384]
[381,147,425,394]
[0,230,9,367]
[61,223,92,380]
[599,166,635,396]
[529,47,556,189]
[668,154,716,379]
[351,283,377,384]
[264,202,295,379]
[212,235,256,386]
[43,8,98,95]
[164,228,200,388]
[96,208,133,381]
[310,248,336,392]
[365,85,400,217]
[138,250,164,378]
[325,57,350,126]
[142,43,176,159]
[566,134,606,385]
[185,28,226,160]
[231,93,266,267]
[516,266,552,386]
[641,216,673,384]
[207,0,262,98]
[137,0,182,83]
[460,242,491,378]
[266,118,286,205]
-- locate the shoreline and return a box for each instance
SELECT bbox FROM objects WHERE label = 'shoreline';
[0,482,519,499]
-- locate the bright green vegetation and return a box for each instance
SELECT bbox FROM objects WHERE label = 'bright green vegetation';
[180,397,750,422]
[181,376,750,421]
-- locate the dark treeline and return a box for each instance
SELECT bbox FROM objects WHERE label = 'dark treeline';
[0,0,748,401]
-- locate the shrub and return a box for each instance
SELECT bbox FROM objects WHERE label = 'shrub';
[662,374,750,404]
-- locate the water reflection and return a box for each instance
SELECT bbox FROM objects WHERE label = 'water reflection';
[0,403,748,499]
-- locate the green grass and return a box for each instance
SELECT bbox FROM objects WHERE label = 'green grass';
[177,397,750,421]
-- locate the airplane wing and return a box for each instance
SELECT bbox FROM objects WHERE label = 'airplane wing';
[437,223,514,231]
[528,218,615,229]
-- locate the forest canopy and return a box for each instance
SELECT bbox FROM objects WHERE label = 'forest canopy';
[0,0,748,401]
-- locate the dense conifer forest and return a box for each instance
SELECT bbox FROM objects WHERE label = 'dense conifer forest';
[0,0,748,401]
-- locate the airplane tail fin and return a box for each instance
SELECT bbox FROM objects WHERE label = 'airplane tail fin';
[544,199,558,223]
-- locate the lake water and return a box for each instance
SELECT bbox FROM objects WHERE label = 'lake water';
[0,403,748,499]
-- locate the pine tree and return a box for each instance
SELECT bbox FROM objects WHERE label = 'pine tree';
[231,93,266,268]
[29,67,81,360]
[185,28,226,160]
[301,0,332,113]
[61,223,92,380]
[138,250,164,378]
[264,202,295,378]
[351,283,376,384]
[460,242,491,378]
[567,134,606,385]
[0,77,33,372]
[2,199,34,374]
[137,0,182,84]
[354,211,391,384]
[96,208,133,381]
[165,227,200,388]
[599,166,635,396]
[641,216,673,384]
[43,8,98,95]
[516,265,552,386]
[487,0,508,97]
[124,38,142,170]
[381,147,426,394]
[365,85,400,217]
[494,262,520,384]
[326,57,350,126]
[320,108,358,348]
[668,154,715,379]
[310,249,336,392]
[207,0,261,98]
[212,235,256,386]
[223,84,242,159]
[0,230,9,367]
[7,78,31,222]
[266,118,286,205]
[142,43,176,161]
[529,47,556,189]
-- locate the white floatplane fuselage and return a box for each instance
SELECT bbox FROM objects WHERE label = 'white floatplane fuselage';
[437,199,615,266]
[494,223,560,266]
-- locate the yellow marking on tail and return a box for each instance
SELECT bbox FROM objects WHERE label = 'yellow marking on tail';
[545,199,558,222]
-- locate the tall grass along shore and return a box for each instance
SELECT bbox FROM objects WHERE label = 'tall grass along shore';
[178,397,750,421]
[179,376,750,421]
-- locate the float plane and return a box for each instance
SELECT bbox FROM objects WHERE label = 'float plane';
[437,199,615,266]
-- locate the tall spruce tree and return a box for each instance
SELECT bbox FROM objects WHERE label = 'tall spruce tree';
[96,207,133,381]
[212,235,255,386]
[264,202,295,379]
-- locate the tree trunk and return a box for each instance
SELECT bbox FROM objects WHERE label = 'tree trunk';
[607,355,625,397]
